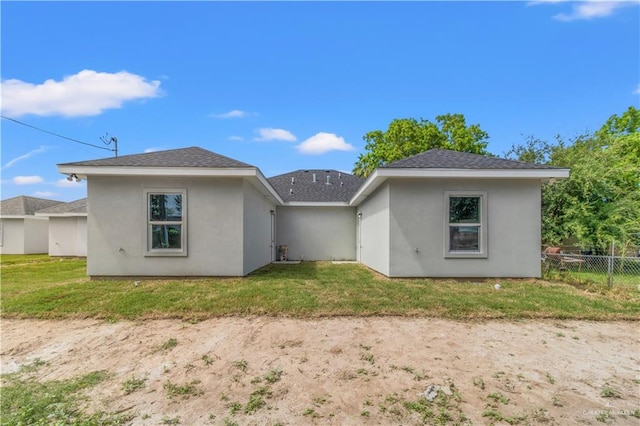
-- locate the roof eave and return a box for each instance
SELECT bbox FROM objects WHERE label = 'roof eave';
[350,168,570,205]
[57,165,260,178]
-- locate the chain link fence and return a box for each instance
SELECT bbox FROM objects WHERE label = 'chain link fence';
[542,243,640,288]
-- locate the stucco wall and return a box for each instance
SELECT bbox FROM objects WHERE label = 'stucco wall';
[0,218,25,254]
[357,182,390,276]
[49,216,87,257]
[275,206,357,261]
[387,178,542,277]
[87,176,245,276]
[23,217,50,254]
[242,181,276,274]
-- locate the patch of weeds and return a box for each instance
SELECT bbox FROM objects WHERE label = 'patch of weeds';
[555,332,565,337]
[228,401,242,415]
[473,377,485,390]
[251,376,263,384]
[264,367,283,384]
[303,407,319,418]
[361,353,375,364]
[504,413,528,425]
[202,354,215,366]
[545,372,555,384]
[20,357,47,373]
[600,386,621,398]
[492,371,505,379]
[483,407,503,422]
[552,395,563,407]
[208,413,216,423]
[163,380,204,399]
[629,409,640,419]
[596,411,612,423]
[488,392,510,405]
[412,370,428,381]
[363,399,372,406]
[232,359,248,373]
[161,338,178,351]
[360,344,372,350]
[385,393,400,404]
[142,413,151,420]
[122,376,147,394]
[313,396,327,406]
[220,392,230,401]
[161,415,181,425]
[572,336,580,340]
[184,363,196,372]
[356,368,369,376]
[361,410,370,417]
[222,417,239,426]
[244,387,270,414]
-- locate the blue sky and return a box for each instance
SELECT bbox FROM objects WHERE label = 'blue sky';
[1,1,639,202]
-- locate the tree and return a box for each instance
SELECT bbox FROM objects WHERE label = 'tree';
[505,107,640,250]
[352,113,490,177]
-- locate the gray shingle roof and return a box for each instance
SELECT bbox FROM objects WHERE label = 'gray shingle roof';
[58,147,254,168]
[0,196,64,216]
[382,149,560,170]
[37,198,87,215]
[269,170,364,202]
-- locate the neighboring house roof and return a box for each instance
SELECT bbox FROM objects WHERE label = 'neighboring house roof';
[0,196,63,216]
[58,146,253,168]
[269,170,364,203]
[36,198,88,216]
[382,149,560,170]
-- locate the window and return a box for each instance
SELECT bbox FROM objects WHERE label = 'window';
[445,192,487,258]
[145,189,187,256]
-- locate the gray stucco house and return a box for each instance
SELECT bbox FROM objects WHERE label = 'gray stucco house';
[0,196,63,254]
[58,147,568,278]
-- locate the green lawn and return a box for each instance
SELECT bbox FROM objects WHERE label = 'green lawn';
[1,255,638,320]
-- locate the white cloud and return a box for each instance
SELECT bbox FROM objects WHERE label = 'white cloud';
[634,84,640,95]
[56,178,85,188]
[3,146,47,168]
[33,191,58,198]
[211,109,248,119]
[228,136,244,141]
[144,147,163,153]
[296,132,356,155]
[530,0,640,21]
[1,69,162,117]
[13,175,44,185]
[254,128,297,142]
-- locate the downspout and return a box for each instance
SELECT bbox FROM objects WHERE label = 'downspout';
[357,211,363,262]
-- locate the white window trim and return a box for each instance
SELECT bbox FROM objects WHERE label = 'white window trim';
[444,191,487,259]
[144,188,187,257]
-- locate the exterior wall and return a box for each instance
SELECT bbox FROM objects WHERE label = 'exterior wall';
[23,217,50,254]
[242,181,276,274]
[87,176,245,276]
[357,182,390,276]
[48,216,88,257]
[0,218,25,254]
[275,206,357,261]
[387,178,542,277]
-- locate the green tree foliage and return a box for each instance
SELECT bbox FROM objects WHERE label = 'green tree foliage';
[505,107,640,250]
[353,113,490,177]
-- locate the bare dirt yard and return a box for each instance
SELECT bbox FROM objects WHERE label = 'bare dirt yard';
[1,318,638,425]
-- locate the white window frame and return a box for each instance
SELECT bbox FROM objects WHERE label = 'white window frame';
[444,191,487,258]
[144,188,187,257]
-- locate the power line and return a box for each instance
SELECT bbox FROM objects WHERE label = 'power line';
[1,114,115,153]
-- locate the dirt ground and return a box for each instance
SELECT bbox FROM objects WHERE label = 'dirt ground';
[1,318,638,425]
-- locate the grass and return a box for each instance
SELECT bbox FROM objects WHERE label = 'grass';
[1,255,639,320]
[1,360,129,425]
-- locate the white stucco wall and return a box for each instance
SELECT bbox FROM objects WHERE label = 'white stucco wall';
[48,216,88,257]
[275,206,357,261]
[0,218,25,254]
[357,183,390,276]
[242,180,276,274]
[23,217,50,254]
[387,178,542,277]
[87,176,246,276]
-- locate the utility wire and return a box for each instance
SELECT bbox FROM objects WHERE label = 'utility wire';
[1,114,114,152]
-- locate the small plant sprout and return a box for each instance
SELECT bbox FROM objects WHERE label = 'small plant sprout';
[232,359,248,372]
[161,338,178,351]
[600,386,621,398]
[264,367,283,384]
[122,376,147,394]
[202,354,214,365]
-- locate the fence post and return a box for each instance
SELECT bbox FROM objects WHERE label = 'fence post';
[607,240,614,288]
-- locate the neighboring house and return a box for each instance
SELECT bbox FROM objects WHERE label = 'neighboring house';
[58,147,569,278]
[36,198,88,257]
[0,196,63,254]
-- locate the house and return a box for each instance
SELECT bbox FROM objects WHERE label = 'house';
[35,198,88,257]
[58,147,569,278]
[0,196,63,254]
